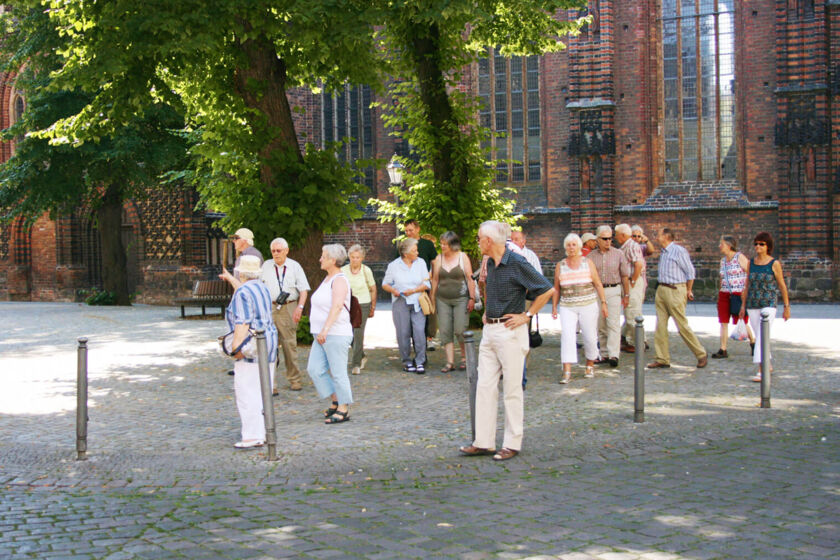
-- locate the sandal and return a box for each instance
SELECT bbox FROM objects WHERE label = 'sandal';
[458,360,467,371]
[403,364,417,373]
[584,365,595,378]
[323,400,339,418]
[560,371,571,384]
[325,410,350,424]
[441,363,455,373]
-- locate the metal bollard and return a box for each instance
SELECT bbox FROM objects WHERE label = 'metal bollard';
[254,329,278,461]
[76,337,89,461]
[633,316,645,423]
[760,310,771,409]
[463,330,478,441]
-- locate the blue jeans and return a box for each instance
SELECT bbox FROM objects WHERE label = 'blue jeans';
[307,335,354,405]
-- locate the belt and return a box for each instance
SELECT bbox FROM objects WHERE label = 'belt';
[485,317,507,324]
[603,283,620,288]
[659,282,684,289]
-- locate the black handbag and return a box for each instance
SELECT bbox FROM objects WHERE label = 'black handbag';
[528,315,542,348]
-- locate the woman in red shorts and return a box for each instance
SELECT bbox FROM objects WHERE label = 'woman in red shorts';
[712,235,755,358]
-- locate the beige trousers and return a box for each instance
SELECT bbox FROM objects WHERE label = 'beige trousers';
[272,304,302,386]
[653,284,706,365]
[473,323,529,451]
[622,279,647,343]
[597,285,623,359]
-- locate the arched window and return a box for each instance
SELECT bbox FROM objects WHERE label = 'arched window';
[478,49,541,184]
[663,0,736,182]
[322,85,375,193]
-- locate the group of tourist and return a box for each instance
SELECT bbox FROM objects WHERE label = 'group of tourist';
[217,222,791,459]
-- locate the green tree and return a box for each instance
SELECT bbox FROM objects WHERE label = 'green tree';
[374,1,587,254]
[0,2,188,304]
[38,0,383,276]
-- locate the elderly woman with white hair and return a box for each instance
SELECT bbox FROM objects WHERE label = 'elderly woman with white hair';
[552,233,608,383]
[307,244,355,424]
[224,254,278,448]
[383,237,431,373]
[341,244,377,375]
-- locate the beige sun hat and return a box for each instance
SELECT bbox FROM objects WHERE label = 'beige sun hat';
[581,233,597,243]
[234,255,261,276]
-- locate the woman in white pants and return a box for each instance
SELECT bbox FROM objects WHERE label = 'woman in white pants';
[552,233,608,384]
[738,232,790,382]
[221,255,278,449]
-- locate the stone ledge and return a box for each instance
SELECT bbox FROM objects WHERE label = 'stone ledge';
[615,181,780,213]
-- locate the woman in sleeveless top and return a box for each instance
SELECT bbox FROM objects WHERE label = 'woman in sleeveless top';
[551,233,608,384]
[307,244,354,423]
[738,232,791,383]
[712,235,755,359]
[431,231,476,372]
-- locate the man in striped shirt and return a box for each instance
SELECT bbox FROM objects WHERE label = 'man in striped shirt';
[648,228,708,369]
[588,225,630,367]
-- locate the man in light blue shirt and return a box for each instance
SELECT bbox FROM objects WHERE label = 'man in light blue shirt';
[648,228,708,370]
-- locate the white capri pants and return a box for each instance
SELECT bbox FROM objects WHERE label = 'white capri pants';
[747,307,776,364]
[234,360,276,442]
[559,301,600,364]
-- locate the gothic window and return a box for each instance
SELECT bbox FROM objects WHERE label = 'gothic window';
[478,49,541,184]
[663,0,736,182]
[322,85,375,192]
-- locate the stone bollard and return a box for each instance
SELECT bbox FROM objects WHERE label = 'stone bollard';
[76,337,89,461]
[463,330,478,442]
[634,316,645,423]
[254,329,278,461]
[760,310,771,409]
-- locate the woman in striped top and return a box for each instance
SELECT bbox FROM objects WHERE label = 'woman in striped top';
[551,233,608,384]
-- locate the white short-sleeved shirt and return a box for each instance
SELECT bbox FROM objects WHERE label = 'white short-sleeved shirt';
[260,257,310,303]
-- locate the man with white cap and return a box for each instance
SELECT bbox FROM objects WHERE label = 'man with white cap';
[220,227,264,289]
[581,233,597,256]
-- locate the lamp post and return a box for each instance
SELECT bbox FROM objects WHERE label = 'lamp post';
[386,153,404,186]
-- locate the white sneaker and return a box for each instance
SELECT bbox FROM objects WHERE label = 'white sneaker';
[751,373,762,382]
[234,440,264,449]
[351,366,361,375]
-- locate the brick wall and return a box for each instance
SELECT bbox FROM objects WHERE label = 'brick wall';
[0,0,837,303]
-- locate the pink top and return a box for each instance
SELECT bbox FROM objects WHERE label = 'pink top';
[558,258,597,307]
[719,252,747,294]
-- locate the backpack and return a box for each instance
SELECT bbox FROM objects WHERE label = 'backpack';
[345,295,363,329]
[333,273,363,329]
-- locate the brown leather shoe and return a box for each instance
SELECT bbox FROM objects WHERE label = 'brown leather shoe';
[696,355,708,368]
[492,448,519,461]
[621,344,636,353]
[647,361,670,369]
[289,382,303,391]
[459,445,495,456]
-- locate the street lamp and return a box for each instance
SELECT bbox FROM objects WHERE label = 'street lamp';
[386,154,404,186]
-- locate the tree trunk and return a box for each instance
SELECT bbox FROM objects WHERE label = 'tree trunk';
[232,22,304,183]
[409,23,469,191]
[288,228,325,314]
[96,183,131,305]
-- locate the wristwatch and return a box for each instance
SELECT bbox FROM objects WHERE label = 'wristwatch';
[298,304,304,309]
[525,311,533,318]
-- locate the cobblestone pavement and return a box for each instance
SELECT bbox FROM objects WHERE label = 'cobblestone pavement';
[1,301,838,559]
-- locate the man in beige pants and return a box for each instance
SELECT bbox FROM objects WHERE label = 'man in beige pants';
[260,238,310,392]
[615,224,647,352]
[647,228,707,369]
[458,221,553,462]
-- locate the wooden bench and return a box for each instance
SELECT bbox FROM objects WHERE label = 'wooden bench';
[175,280,233,318]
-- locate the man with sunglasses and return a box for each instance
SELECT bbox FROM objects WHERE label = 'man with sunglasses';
[647,228,708,370]
[587,225,630,367]
[219,228,264,287]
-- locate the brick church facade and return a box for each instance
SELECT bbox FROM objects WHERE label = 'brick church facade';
[1,0,838,303]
